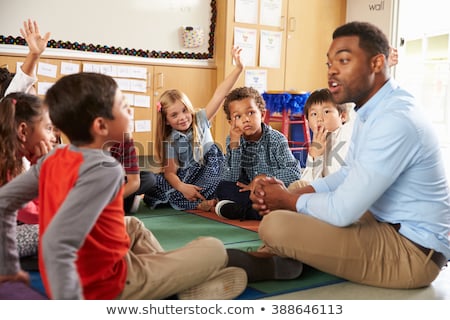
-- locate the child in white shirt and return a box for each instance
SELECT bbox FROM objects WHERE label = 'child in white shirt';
[289,88,354,189]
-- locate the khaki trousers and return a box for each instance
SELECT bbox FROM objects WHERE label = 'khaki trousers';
[259,210,441,289]
[117,216,227,299]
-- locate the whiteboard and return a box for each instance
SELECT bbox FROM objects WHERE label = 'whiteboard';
[0,0,214,59]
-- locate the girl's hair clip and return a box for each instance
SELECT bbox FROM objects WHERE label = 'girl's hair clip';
[11,98,17,105]
[156,101,162,112]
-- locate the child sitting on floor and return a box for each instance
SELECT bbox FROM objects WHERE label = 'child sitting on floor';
[143,47,244,211]
[214,86,302,220]
[109,134,157,214]
[0,72,247,300]
[288,88,354,190]
[0,92,55,259]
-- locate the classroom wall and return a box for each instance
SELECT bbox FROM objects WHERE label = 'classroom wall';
[1,0,349,156]
[0,0,213,56]
[346,0,399,44]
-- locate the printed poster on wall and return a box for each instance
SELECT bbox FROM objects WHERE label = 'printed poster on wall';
[234,27,258,67]
[259,30,282,68]
[260,0,283,27]
[245,69,267,93]
[235,0,258,24]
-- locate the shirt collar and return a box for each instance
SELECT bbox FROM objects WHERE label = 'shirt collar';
[356,78,398,122]
[241,122,268,146]
[171,128,192,141]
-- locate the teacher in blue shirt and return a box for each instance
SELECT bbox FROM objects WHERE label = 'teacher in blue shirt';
[229,21,450,289]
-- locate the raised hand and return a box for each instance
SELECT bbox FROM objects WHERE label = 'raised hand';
[20,19,50,57]
[231,46,244,70]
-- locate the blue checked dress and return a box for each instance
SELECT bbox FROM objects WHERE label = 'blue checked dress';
[144,110,225,210]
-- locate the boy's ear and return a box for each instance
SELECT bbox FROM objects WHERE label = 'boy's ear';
[17,122,28,142]
[261,109,267,120]
[91,117,109,137]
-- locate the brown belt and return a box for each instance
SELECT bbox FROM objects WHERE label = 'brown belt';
[390,223,447,269]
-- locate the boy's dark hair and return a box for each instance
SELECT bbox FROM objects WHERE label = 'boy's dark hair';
[333,21,390,61]
[303,88,347,120]
[223,86,265,120]
[45,72,118,145]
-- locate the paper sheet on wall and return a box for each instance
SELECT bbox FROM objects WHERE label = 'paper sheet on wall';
[37,62,57,78]
[134,94,150,108]
[129,66,148,80]
[259,30,282,68]
[37,82,54,95]
[130,79,147,93]
[60,62,80,75]
[245,69,267,93]
[260,0,283,27]
[135,120,151,132]
[234,0,258,24]
[83,63,100,73]
[123,93,135,106]
[234,27,258,67]
[80,63,148,80]
[99,64,118,77]
[117,65,148,79]
[114,78,131,91]
[114,79,147,93]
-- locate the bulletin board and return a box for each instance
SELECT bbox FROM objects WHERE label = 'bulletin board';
[0,0,216,60]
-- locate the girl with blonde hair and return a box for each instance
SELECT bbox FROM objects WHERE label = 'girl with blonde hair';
[144,47,244,211]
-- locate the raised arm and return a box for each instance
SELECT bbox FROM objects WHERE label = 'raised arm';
[20,19,50,77]
[204,46,244,120]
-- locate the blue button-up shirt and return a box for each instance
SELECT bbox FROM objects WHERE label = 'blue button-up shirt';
[297,79,450,259]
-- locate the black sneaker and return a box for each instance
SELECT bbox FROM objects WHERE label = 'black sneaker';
[215,200,247,220]
[20,254,39,271]
[226,248,303,282]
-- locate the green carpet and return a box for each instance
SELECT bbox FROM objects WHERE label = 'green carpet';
[134,207,262,251]
[26,203,344,300]
[135,203,345,299]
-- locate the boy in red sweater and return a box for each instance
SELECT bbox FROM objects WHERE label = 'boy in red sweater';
[0,72,246,299]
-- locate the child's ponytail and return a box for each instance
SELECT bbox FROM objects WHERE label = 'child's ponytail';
[0,96,23,185]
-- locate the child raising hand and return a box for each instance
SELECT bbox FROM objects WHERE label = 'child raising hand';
[144,47,244,211]
[1,19,50,97]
